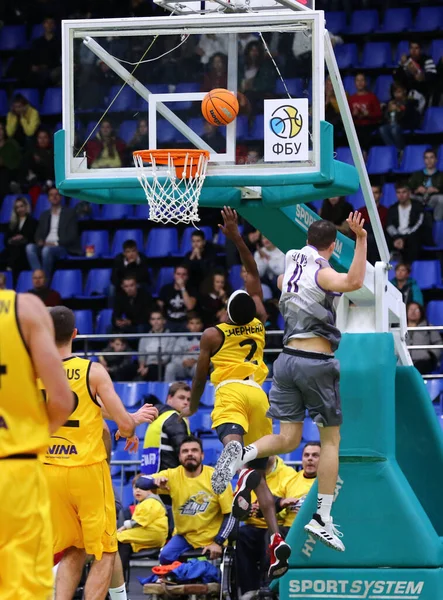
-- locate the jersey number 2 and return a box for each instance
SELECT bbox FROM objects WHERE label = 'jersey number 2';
[239,339,258,365]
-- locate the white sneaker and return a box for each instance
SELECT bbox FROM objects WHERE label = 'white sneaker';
[304,513,345,552]
[211,441,244,494]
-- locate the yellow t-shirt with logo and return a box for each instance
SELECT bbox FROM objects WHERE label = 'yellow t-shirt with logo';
[152,465,233,548]
[210,318,268,385]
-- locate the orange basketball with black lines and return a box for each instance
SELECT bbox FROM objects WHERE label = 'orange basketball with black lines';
[201,88,239,127]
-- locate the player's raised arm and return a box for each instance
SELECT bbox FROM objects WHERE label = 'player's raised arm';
[18,294,74,434]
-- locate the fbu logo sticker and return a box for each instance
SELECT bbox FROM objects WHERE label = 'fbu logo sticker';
[264,98,309,162]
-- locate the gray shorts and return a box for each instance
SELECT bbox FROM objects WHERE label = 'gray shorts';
[268,347,342,427]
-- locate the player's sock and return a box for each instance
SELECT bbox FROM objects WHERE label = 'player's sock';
[109,584,128,599]
[317,493,334,522]
[241,444,258,464]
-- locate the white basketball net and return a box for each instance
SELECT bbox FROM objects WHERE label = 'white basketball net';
[133,150,210,225]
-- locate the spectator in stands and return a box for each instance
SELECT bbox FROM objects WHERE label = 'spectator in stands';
[29,17,62,87]
[254,235,285,294]
[6,94,40,149]
[409,149,443,222]
[184,230,217,289]
[325,75,344,143]
[111,239,151,293]
[246,148,263,164]
[137,310,174,382]
[0,122,22,198]
[379,83,420,151]
[202,122,225,154]
[98,337,137,381]
[392,263,424,307]
[407,302,442,375]
[396,40,437,102]
[26,187,81,277]
[202,52,228,92]
[386,182,425,263]
[141,382,191,477]
[28,268,61,307]
[239,41,276,112]
[87,120,126,169]
[240,264,273,302]
[196,34,228,66]
[159,264,197,332]
[357,185,388,264]
[141,436,235,564]
[111,275,156,333]
[5,196,37,278]
[199,270,230,328]
[348,73,382,152]
[320,196,354,237]
[127,118,149,154]
[26,129,55,186]
[164,312,203,382]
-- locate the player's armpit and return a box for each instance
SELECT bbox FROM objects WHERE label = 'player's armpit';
[316,266,364,293]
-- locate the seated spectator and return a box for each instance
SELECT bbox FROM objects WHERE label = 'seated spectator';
[409,149,443,222]
[325,75,344,142]
[86,120,126,169]
[137,310,174,381]
[396,40,437,103]
[386,182,425,263]
[239,41,276,113]
[111,275,157,333]
[6,94,40,149]
[0,122,22,198]
[141,436,235,564]
[320,196,354,237]
[195,34,228,66]
[392,263,424,306]
[26,187,81,277]
[127,118,149,154]
[245,147,263,164]
[202,122,225,154]
[28,269,62,307]
[184,230,217,289]
[407,302,442,374]
[29,17,61,87]
[199,269,231,328]
[357,185,388,264]
[26,129,55,186]
[98,337,137,381]
[164,312,203,382]
[379,83,420,151]
[159,264,197,332]
[240,264,273,301]
[111,239,151,293]
[348,73,382,152]
[5,196,37,278]
[202,52,228,92]
[254,235,285,294]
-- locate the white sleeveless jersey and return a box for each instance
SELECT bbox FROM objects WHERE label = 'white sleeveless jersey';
[279,245,342,351]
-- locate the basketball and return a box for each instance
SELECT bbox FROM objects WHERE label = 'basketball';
[201,88,239,127]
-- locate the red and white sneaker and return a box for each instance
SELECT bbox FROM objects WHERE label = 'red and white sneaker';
[268,533,291,579]
[232,468,261,520]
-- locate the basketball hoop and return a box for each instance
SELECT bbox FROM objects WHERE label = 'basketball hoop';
[133,149,210,225]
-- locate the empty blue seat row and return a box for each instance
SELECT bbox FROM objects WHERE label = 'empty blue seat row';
[427,302,443,327]
[18,268,112,299]
[410,260,442,291]
[336,144,442,175]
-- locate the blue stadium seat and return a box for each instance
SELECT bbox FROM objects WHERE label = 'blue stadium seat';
[302,418,320,442]
[107,85,138,112]
[134,204,150,220]
[73,310,94,335]
[0,272,13,289]
[0,194,21,224]
[30,23,44,40]
[0,90,8,116]
[275,78,303,97]
[347,10,379,35]
[246,115,264,141]
[425,221,443,250]
[394,145,431,173]
[145,228,179,258]
[99,204,133,220]
[51,270,83,298]
[0,233,4,253]
[388,261,397,282]
[335,147,354,165]
[346,188,364,211]
[377,8,412,33]
[229,264,243,290]
[418,108,443,135]
[202,437,223,466]
[179,226,213,255]
[200,383,215,408]
[154,267,175,296]
[425,379,443,403]
[189,409,213,434]
[34,194,62,219]
[410,260,441,290]
[277,312,285,330]
[426,301,443,326]
[431,40,443,65]
[110,229,143,257]
[16,270,33,293]
[342,75,357,96]
[439,146,443,172]
[147,381,169,401]
[366,146,397,175]
[105,419,119,447]
[135,422,149,441]
[82,268,112,298]
[119,120,137,143]
[174,82,200,111]
[121,483,135,508]
[234,116,249,141]
[334,44,357,70]
[412,7,443,32]
[187,117,206,138]
[360,42,392,69]
[0,25,27,51]
[157,120,179,144]
[80,231,110,258]
[374,75,394,104]
[381,183,397,208]
[114,382,148,409]
[281,447,303,464]
[40,87,62,115]
[136,84,169,111]
[325,11,346,35]
[394,40,410,65]
[262,380,272,396]
[96,309,113,334]
[13,88,40,110]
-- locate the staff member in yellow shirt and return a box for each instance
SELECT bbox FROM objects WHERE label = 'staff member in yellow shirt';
[236,443,320,597]
[140,436,235,564]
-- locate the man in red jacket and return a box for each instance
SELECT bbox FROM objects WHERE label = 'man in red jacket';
[348,73,382,153]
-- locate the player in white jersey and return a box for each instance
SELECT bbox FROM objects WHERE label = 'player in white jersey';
[213,212,367,551]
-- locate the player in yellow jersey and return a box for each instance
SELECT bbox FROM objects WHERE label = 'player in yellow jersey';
[0,291,74,600]
[40,307,158,600]
[182,207,291,579]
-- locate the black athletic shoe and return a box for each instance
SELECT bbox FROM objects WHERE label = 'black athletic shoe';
[232,468,261,520]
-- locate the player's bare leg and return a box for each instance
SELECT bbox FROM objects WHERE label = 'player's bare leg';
[55,546,86,600]
[109,552,127,598]
[84,551,115,600]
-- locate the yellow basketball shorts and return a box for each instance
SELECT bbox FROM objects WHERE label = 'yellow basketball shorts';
[212,382,272,445]
[43,459,117,560]
[0,459,53,600]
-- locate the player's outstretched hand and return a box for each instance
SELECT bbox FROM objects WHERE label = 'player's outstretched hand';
[346,211,367,238]
[218,206,241,241]
[122,435,139,453]
[132,404,159,426]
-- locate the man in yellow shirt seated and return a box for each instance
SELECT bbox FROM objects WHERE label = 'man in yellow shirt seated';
[236,443,320,598]
[140,436,235,564]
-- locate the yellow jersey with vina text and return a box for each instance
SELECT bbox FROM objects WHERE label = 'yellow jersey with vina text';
[0,290,50,458]
[39,356,106,466]
[210,318,268,386]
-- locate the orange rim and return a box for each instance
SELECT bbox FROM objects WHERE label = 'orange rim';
[133,149,210,179]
